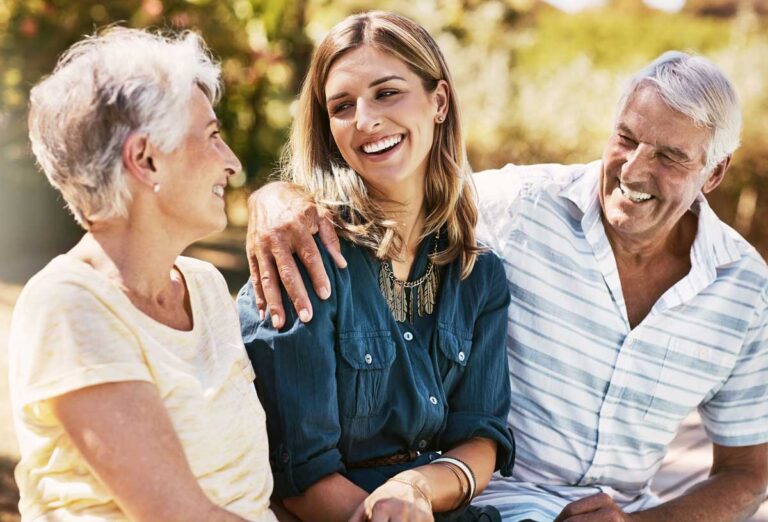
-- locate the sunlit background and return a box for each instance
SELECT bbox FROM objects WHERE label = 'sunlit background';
[2,0,768,285]
[1,0,768,519]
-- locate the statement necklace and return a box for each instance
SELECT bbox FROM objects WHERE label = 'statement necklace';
[378,235,440,323]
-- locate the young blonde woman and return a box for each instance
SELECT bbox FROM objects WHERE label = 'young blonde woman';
[237,12,514,522]
[9,29,281,522]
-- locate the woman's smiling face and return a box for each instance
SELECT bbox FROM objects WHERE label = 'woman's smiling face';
[324,45,447,199]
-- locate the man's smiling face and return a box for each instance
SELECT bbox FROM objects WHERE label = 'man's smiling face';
[599,84,721,246]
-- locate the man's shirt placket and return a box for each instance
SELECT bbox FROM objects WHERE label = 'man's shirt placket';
[576,191,634,486]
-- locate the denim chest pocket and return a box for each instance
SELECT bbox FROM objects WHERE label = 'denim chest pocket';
[436,326,473,390]
[338,333,396,418]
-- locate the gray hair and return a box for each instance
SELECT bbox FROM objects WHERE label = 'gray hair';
[617,51,741,172]
[28,27,222,229]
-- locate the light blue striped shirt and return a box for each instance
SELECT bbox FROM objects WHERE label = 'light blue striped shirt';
[472,161,768,521]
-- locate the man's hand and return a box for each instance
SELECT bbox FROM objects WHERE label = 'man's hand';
[555,442,768,522]
[554,493,632,522]
[246,182,346,329]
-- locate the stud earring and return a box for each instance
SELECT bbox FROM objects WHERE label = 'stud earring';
[153,183,161,193]
[435,115,445,123]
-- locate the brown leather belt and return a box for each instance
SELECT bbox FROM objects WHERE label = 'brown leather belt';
[347,449,420,469]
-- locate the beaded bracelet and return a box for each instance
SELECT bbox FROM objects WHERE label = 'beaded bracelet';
[432,456,477,506]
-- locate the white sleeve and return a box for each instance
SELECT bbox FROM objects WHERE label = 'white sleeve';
[9,281,152,408]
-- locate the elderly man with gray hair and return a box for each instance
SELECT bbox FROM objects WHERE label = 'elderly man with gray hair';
[245,51,768,521]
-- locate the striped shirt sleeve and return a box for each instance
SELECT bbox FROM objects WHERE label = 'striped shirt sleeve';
[699,284,768,446]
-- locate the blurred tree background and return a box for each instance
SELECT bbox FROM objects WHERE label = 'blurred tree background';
[1,0,767,285]
[1,2,767,516]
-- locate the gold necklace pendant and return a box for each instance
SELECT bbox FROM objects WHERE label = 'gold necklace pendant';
[378,236,440,323]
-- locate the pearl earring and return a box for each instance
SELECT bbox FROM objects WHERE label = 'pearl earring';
[153,183,160,193]
[435,115,445,123]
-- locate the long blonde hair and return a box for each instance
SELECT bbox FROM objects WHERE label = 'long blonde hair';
[284,11,481,278]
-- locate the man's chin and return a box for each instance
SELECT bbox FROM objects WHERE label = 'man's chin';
[603,207,642,234]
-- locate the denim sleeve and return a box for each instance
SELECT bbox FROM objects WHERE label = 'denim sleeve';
[441,253,515,476]
[237,246,344,498]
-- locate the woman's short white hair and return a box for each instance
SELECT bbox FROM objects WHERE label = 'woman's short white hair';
[28,27,222,229]
[617,51,741,172]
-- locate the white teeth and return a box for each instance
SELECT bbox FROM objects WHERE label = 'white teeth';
[212,185,225,198]
[619,182,652,202]
[362,134,403,154]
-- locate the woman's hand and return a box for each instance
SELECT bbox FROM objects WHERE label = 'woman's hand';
[246,181,346,329]
[348,475,434,522]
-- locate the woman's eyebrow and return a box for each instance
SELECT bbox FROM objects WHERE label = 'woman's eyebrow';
[369,74,405,87]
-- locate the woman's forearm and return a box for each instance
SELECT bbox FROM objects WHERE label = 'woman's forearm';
[398,437,498,512]
[282,473,368,522]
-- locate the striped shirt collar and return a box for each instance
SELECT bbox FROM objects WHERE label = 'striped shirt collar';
[559,160,743,272]
[556,161,743,325]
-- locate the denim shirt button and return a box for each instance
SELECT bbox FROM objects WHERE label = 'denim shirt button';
[403,331,414,341]
[458,351,465,362]
[418,439,427,450]
[429,395,438,405]
[364,353,373,364]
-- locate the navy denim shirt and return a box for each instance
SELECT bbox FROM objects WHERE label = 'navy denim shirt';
[238,235,514,499]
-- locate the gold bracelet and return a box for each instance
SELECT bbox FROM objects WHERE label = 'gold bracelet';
[386,476,433,510]
[433,461,469,510]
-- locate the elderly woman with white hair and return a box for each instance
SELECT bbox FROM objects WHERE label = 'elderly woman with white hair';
[8,28,279,522]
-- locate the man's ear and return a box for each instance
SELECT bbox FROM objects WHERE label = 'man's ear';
[702,155,731,194]
[122,133,156,189]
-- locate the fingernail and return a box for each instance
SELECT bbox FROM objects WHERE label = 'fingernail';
[339,257,348,269]
[259,309,265,321]
[319,287,331,300]
[299,309,311,322]
[271,314,281,328]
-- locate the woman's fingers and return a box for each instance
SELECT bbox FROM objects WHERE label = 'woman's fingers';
[347,504,363,522]
[368,498,433,522]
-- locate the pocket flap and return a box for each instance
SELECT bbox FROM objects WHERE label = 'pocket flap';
[436,325,473,366]
[339,333,396,370]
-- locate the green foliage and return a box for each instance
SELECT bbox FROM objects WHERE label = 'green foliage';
[0,0,309,186]
[1,0,767,261]
[517,8,730,71]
